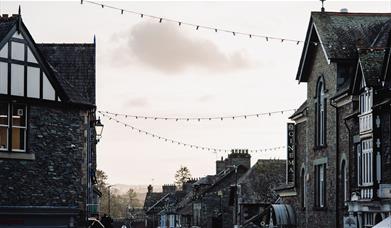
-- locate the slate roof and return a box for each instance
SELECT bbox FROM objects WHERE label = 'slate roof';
[0,15,17,39]
[290,100,307,119]
[358,49,386,88]
[238,159,286,205]
[312,12,391,60]
[194,175,216,186]
[297,12,391,82]
[143,192,164,211]
[37,44,95,105]
[176,191,193,215]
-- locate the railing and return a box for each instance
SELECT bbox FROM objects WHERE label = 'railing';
[359,113,372,133]
[361,188,373,200]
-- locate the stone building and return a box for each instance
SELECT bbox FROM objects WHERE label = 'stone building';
[236,159,286,227]
[0,12,99,226]
[176,149,251,228]
[276,11,391,228]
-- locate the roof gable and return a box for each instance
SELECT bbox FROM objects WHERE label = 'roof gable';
[352,49,387,93]
[0,16,69,102]
[0,15,95,106]
[297,12,391,83]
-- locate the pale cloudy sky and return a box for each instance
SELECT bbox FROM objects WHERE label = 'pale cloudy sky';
[3,0,391,185]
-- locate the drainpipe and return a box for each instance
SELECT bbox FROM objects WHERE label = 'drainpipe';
[344,118,351,208]
[330,99,340,228]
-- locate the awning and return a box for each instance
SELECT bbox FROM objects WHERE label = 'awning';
[373,216,391,228]
[271,204,296,226]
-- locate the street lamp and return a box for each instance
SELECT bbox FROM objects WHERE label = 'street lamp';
[94,117,104,143]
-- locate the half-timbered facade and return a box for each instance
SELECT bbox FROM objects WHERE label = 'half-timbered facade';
[0,12,98,227]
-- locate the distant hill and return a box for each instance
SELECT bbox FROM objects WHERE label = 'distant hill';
[109,184,162,205]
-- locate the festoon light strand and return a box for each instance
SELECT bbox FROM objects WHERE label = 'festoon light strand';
[98,109,296,122]
[80,0,304,45]
[80,1,391,50]
[100,112,285,153]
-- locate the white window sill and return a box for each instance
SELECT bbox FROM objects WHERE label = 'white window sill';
[0,151,35,160]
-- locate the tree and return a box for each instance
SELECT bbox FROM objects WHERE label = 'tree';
[174,166,192,189]
[127,188,140,208]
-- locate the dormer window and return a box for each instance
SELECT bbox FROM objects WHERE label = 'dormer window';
[315,78,326,147]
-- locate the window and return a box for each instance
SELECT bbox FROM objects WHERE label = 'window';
[0,103,27,152]
[341,160,348,202]
[359,88,372,114]
[193,203,201,226]
[300,168,306,209]
[0,103,9,150]
[315,164,326,208]
[315,79,326,146]
[363,212,374,227]
[361,139,373,186]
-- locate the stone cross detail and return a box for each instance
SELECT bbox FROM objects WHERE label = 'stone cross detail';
[376,116,381,128]
[376,138,381,148]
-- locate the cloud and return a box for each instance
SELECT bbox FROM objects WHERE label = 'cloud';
[111,22,252,73]
[197,95,214,103]
[125,97,149,107]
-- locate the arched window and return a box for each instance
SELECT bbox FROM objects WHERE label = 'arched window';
[300,168,306,209]
[315,78,326,146]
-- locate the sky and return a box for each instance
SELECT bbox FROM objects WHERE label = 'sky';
[2,0,391,186]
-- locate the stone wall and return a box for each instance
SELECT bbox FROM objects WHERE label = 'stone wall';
[0,104,88,212]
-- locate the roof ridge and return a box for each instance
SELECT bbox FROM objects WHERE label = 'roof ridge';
[312,11,391,16]
[37,43,94,46]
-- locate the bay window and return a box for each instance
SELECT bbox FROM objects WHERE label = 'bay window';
[361,139,373,186]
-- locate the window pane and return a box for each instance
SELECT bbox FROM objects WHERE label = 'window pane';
[0,103,8,125]
[11,64,24,96]
[12,127,25,151]
[11,42,24,61]
[0,44,7,58]
[27,47,37,63]
[0,62,7,94]
[12,104,26,127]
[42,73,55,100]
[0,126,7,150]
[27,67,40,98]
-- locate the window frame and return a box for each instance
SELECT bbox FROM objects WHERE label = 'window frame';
[300,167,306,209]
[315,78,326,147]
[360,138,373,187]
[0,102,27,153]
[314,163,326,209]
[0,103,9,151]
[11,103,27,152]
[341,160,348,203]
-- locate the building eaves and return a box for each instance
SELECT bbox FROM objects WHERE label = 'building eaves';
[289,100,307,120]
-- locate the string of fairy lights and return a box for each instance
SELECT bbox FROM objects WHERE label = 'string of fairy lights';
[98,108,296,122]
[80,0,391,50]
[80,0,304,45]
[100,111,286,153]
